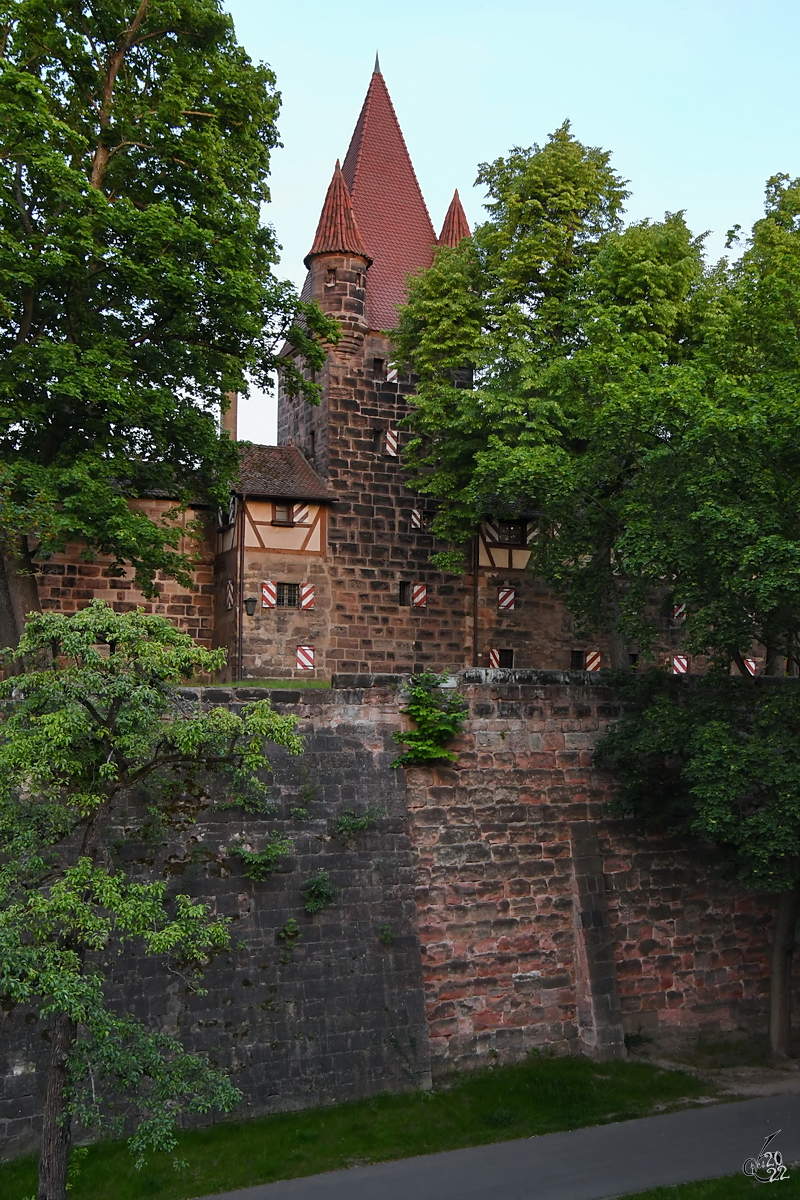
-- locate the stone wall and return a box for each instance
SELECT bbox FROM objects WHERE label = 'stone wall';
[0,674,788,1159]
[0,685,429,1159]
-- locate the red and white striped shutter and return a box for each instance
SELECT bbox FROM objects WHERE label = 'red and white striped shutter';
[488,648,501,668]
[672,654,689,674]
[293,503,309,525]
[386,367,398,383]
[296,645,315,670]
[498,586,515,611]
[744,657,757,676]
[225,580,234,611]
[261,580,276,608]
[484,521,499,543]
[412,581,427,608]
[300,582,315,610]
[411,508,422,529]
[673,603,687,622]
[585,650,602,672]
[385,428,398,457]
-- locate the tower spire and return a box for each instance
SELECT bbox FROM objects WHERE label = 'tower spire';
[374,51,381,74]
[341,69,436,329]
[438,189,471,247]
[304,160,371,268]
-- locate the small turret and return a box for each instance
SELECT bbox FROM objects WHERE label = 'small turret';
[438,189,471,248]
[304,161,371,331]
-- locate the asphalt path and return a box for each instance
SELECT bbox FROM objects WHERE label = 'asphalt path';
[194,1092,800,1200]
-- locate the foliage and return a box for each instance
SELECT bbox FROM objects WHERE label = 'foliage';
[228,836,293,881]
[0,1056,712,1200]
[332,806,385,841]
[0,601,303,1190]
[595,671,800,892]
[378,923,394,945]
[276,917,301,964]
[0,0,338,613]
[300,871,337,915]
[392,673,467,767]
[395,128,800,668]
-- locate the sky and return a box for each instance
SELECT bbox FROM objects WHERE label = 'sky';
[223,0,800,443]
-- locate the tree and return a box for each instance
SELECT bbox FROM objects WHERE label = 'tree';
[0,601,304,1200]
[396,130,800,675]
[595,671,800,1058]
[0,0,337,644]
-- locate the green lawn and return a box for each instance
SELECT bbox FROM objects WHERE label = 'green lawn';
[0,1056,712,1200]
[624,1170,799,1199]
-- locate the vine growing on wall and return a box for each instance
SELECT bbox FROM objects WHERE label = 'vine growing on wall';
[391,672,467,767]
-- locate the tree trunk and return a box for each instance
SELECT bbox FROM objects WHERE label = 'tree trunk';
[37,1012,76,1200]
[769,884,800,1059]
[0,537,39,649]
[764,645,784,676]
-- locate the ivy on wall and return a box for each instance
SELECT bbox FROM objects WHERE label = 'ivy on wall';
[392,673,467,767]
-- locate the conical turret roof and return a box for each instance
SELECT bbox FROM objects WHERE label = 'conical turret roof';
[341,67,436,330]
[304,160,371,268]
[438,189,471,247]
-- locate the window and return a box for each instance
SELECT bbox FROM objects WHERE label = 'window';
[498,648,514,668]
[273,502,293,526]
[325,268,336,288]
[570,650,586,670]
[373,358,386,381]
[399,581,411,606]
[276,582,300,608]
[309,431,316,459]
[629,652,639,667]
[496,521,526,545]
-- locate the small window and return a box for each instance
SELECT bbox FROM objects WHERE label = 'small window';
[570,650,586,670]
[276,582,300,608]
[399,581,411,606]
[309,431,316,459]
[273,502,293,526]
[498,648,514,668]
[325,268,336,288]
[373,358,386,381]
[629,652,639,667]
[496,521,526,545]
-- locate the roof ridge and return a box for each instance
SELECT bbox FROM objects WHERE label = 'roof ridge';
[304,160,371,268]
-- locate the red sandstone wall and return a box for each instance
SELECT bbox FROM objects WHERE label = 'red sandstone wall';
[405,675,777,1073]
[33,501,216,650]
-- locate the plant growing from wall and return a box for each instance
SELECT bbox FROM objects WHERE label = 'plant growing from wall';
[595,669,800,1061]
[333,806,386,842]
[392,673,467,767]
[0,602,303,1200]
[228,836,293,881]
[277,918,302,964]
[300,871,338,914]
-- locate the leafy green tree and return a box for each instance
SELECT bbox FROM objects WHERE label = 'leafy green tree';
[0,601,303,1200]
[596,671,800,1058]
[0,0,337,644]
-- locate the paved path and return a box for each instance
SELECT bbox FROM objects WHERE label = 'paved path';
[195,1093,800,1200]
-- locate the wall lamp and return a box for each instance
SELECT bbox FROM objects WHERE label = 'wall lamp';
[244,596,258,617]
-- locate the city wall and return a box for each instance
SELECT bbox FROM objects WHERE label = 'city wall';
[0,674,782,1157]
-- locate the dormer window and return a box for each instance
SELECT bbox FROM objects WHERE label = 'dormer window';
[273,502,293,526]
[496,521,525,545]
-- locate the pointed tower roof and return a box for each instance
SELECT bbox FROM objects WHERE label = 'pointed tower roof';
[304,160,371,269]
[438,189,471,247]
[342,68,437,330]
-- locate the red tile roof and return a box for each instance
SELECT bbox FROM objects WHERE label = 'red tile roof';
[438,189,471,247]
[236,445,336,502]
[341,68,437,331]
[304,160,371,269]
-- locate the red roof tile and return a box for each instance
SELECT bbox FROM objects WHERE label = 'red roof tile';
[438,189,471,247]
[236,445,336,502]
[304,161,371,269]
[341,68,437,331]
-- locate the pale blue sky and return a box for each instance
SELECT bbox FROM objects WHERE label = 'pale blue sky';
[226,0,800,442]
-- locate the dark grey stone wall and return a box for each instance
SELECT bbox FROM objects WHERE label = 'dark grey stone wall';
[0,685,430,1159]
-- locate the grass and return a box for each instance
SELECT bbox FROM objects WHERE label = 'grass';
[0,1055,713,1200]
[624,1171,800,1199]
